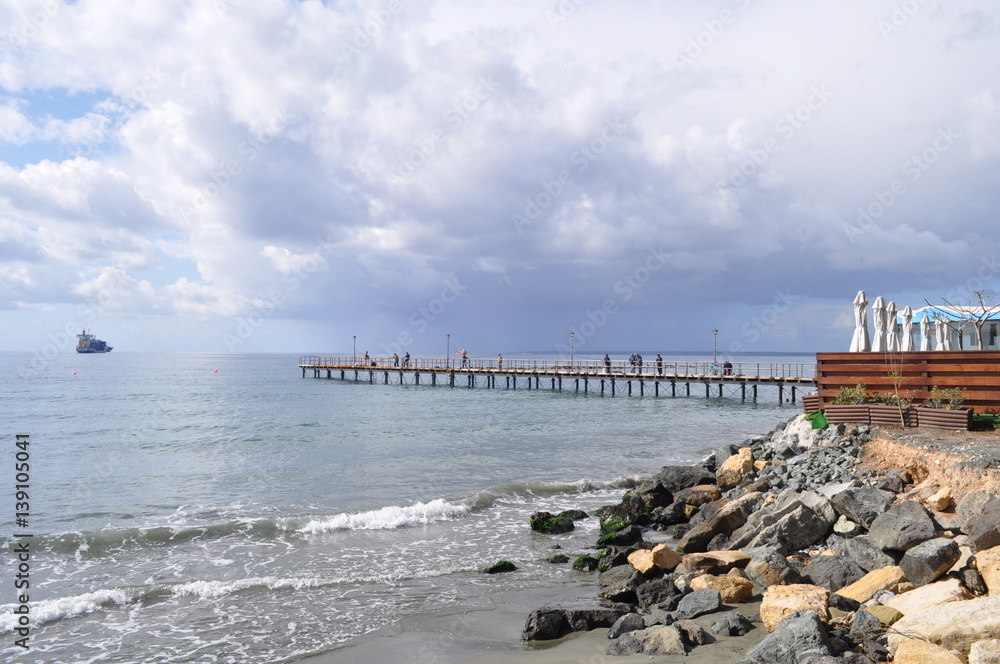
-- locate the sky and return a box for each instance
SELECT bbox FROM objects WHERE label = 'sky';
[1,0,999,359]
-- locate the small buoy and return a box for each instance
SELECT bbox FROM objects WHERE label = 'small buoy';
[214,369,218,373]
[72,371,77,375]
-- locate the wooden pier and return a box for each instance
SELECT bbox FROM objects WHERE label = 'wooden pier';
[298,356,817,403]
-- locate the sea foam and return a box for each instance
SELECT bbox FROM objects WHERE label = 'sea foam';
[299,499,469,534]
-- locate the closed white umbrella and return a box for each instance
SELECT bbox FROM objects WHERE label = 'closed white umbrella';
[872,297,887,353]
[886,301,900,352]
[920,314,931,351]
[935,318,948,351]
[901,306,915,352]
[849,291,870,352]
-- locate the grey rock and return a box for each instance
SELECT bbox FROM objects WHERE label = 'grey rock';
[676,492,761,554]
[728,491,836,553]
[850,608,883,637]
[676,619,713,646]
[798,657,847,664]
[709,610,755,637]
[956,490,997,532]
[598,564,639,589]
[828,535,896,573]
[642,608,674,627]
[830,487,894,529]
[655,465,717,493]
[521,599,632,641]
[736,610,832,664]
[867,500,936,552]
[606,624,687,656]
[635,575,683,610]
[653,500,690,526]
[801,555,865,592]
[674,588,722,620]
[607,612,646,639]
[874,470,907,494]
[968,495,1000,553]
[743,545,802,588]
[598,580,638,604]
[899,537,961,586]
[962,567,988,596]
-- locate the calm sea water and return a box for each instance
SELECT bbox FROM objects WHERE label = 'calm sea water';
[1,352,808,663]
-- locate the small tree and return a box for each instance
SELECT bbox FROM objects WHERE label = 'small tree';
[925,290,1000,350]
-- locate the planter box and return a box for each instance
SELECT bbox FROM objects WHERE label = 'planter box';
[869,404,918,428]
[802,394,821,414]
[824,404,870,425]
[915,406,973,430]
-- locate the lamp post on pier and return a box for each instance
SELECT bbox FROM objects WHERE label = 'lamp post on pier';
[353,335,356,366]
[446,333,450,369]
[570,331,574,366]
[713,329,718,366]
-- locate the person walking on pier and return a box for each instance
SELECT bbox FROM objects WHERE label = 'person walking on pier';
[403,352,410,368]
[628,353,636,373]
[604,354,611,373]
[656,354,663,375]
[636,354,643,373]
[364,351,370,364]
[393,353,399,367]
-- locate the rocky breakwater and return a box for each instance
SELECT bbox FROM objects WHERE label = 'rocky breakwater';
[521,415,1000,663]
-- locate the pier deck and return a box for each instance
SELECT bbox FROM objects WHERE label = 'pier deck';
[298,356,817,402]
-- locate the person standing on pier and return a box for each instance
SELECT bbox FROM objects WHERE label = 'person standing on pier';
[497,354,503,370]
[393,353,399,367]
[636,354,643,373]
[364,351,370,364]
[403,352,410,367]
[604,354,611,373]
[656,354,663,375]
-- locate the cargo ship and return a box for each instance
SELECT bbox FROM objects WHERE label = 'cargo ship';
[76,330,113,353]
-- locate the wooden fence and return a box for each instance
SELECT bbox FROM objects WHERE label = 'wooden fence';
[815,351,1000,413]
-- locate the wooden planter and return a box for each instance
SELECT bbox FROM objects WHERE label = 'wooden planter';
[824,404,870,425]
[869,404,918,428]
[802,394,821,413]
[915,406,973,430]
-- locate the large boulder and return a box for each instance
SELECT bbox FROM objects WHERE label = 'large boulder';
[627,544,681,574]
[675,484,722,507]
[830,487,895,529]
[655,465,718,493]
[710,610,755,637]
[867,501,937,552]
[828,535,897,572]
[607,624,687,656]
[717,447,755,490]
[976,545,1000,596]
[521,599,631,641]
[801,554,865,592]
[836,566,908,604]
[690,574,754,603]
[727,490,837,554]
[884,577,974,616]
[674,588,722,620]
[970,639,1000,664]
[893,639,965,664]
[968,496,1000,553]
[899,537,962,587]
[736,610,832,664]
[956,491,997,532]
[676,491,761,554]
[634,575,683,610]
[743,546,802,588]
[889,596,1000,657]
[529,511,574,534]
[759,584,830,632]
[680,550,751,575]
[607,612,646,639]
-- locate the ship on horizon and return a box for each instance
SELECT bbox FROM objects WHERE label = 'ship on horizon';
[76,330,113,353]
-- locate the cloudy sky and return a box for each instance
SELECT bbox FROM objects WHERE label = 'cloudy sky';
[1,0,998,358]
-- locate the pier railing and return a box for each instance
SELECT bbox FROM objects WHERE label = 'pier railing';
[298,356,818,380]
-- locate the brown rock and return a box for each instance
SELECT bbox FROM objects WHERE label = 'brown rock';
[675,484,722,507]
[970,639,1000,664]
[866,604,903,626]
[651,544,682,571]
[893,638,964,664]
[689,574,754,603]
[885,577,974,616]
[836,565,908,603]
[926,487,952,512]
[680,550,750,575]
[890,595,1000,657]
[716,447,754,490]
[759,583,830,632]
[627,548,656,575]
[976,545,1000,596]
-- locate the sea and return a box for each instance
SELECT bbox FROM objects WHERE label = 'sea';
[1,351,814,663]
